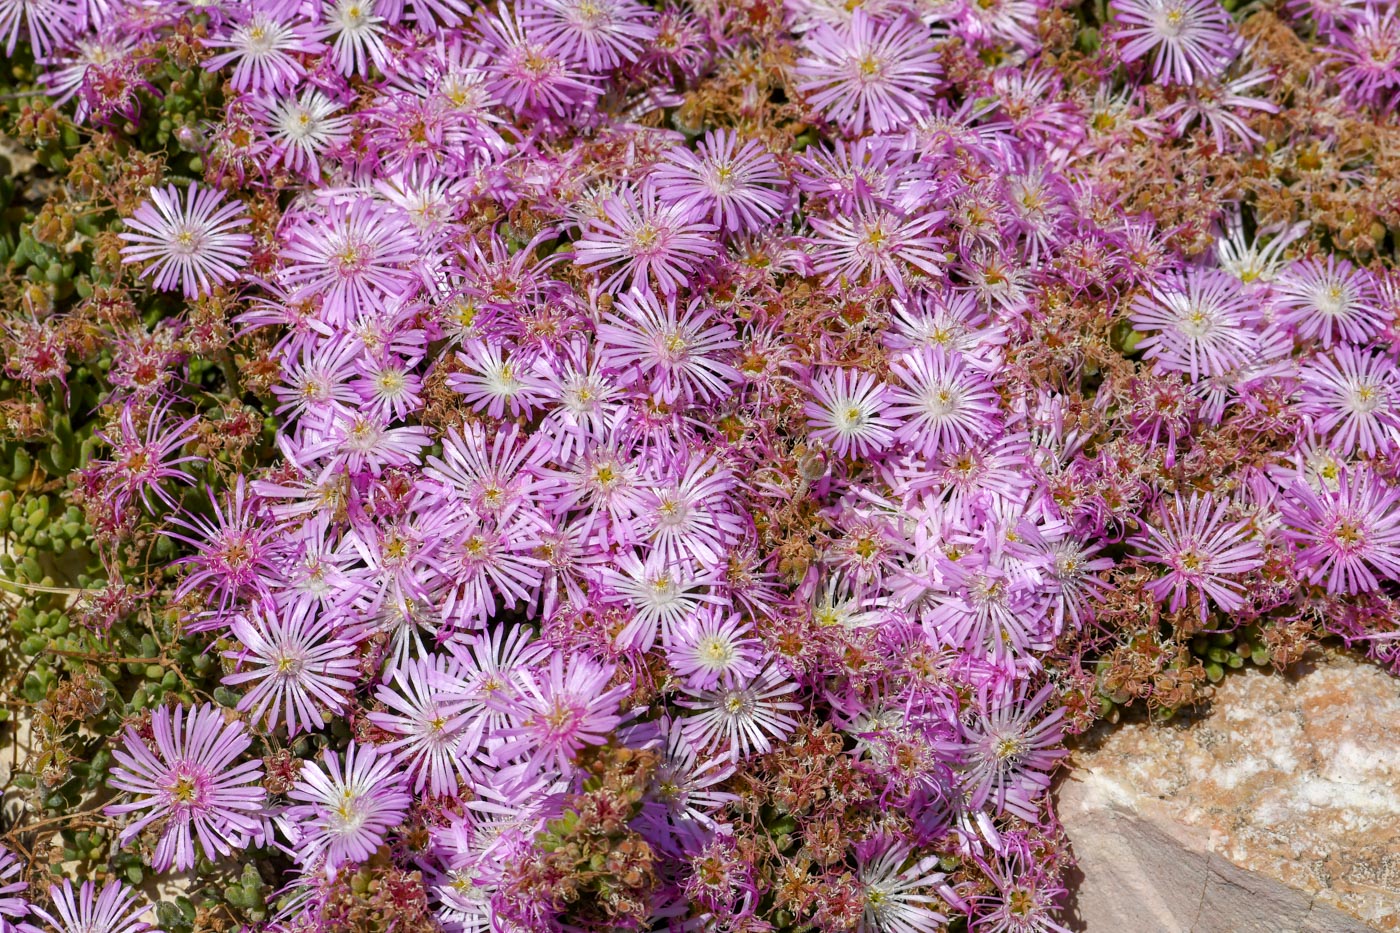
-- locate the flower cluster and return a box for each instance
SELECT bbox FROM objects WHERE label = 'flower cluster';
[1,0,1398,930]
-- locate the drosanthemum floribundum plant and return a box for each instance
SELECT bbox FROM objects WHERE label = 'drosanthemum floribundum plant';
[8,0,1400,928]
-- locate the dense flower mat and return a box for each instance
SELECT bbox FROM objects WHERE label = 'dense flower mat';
[0,0,1398,930]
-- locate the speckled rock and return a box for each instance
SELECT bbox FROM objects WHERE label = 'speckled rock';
[1058,652,1400,932]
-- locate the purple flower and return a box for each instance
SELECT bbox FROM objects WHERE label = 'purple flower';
[634,450,743,565]
[1275,256,1387,349]
[966,833,1071,933]
[808,204,947,295]
[1299,345,1400,457]
[222,601,359,736]
[804,368,897,458]
[493,652,629,776]
[0,845,29,929]
[677,664,801,760]
[1129,268,1260,383]
[922,549,1047,659]
[119,184,253,299]
[795,11,942,135]
[90,399,203,522]
[272,340,372,423]
[599,550,724,651]
[447,624,549,731]
[436,510,547,626]
[1281,468,1400,595]
[351,353,425,421]
[313,0,391,76]
[299,404,434,475]
[1132,492,1264,621]
[0,0,76,58]
[284,741,412,875]
[255,90,353,179]
[667,610,762,691]
[202,4,322,93]
[279,197,420,325]
[527,0,657,71]
[105,704,266,873]
[573,185,719,295]
[886,347,1002,458]
[39,33,144,124]
[381,0,473,30]
[26,881,151,933]
[651,129,788,235]
[167,476,277,621]
[1287,0,1367,37]
[1041,537,1115,633]
[1110,0,1238,86]
[1158,68,1279,151]
[476,1,598,116]
[425,422,544,521]
[449,340,551,419]
[369,655,485,797]
[853,834,950,933]
[597,288,740,404]
[951,0,1041,48]
[957,683,1067,822]
[1328,6,1400,107]
[633,719,735,856]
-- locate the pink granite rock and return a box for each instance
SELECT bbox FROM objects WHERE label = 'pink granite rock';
[1058,652,1400,932]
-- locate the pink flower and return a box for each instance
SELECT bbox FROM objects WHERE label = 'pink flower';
[1328,6,1400,107]
[852,835,950,933]
[167,476,277,621]
[956,682,1067,821]
[476,0,598,116]
[886,346,1002,458]
[278,197,420,326]
[0,845,29,927]
[1281,468,1400,595]
[1275,256,1387,349]
[677,664,801,760]
[284,741,412,875]
[1132,492,1264,621]
[202,4,322,93]
[106,704,266,873]
[1299,346,1400,457]
[370,655,485,797]
[27,880,152,933]
[667,610,761,691]
[313,0,391,76]
[1129,268,1258,382]
[651,129,789,235]
[808,204,947,294]
[795,11,942,135]
[573,185,719,295]
[255,90,353,179]
[492,653,629,776]
[222,601,359,736]
[804,368,897,458]
[635,450,744,565]
[89,400,203,522]
[597,288,740,404]
[0,0,76,58]
[1110,0,1238,86]
[119,184,253,299]
[598,550,725,651]
[527,0,656,71]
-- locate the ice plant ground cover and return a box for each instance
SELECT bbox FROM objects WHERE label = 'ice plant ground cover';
[0,0,1397,929]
